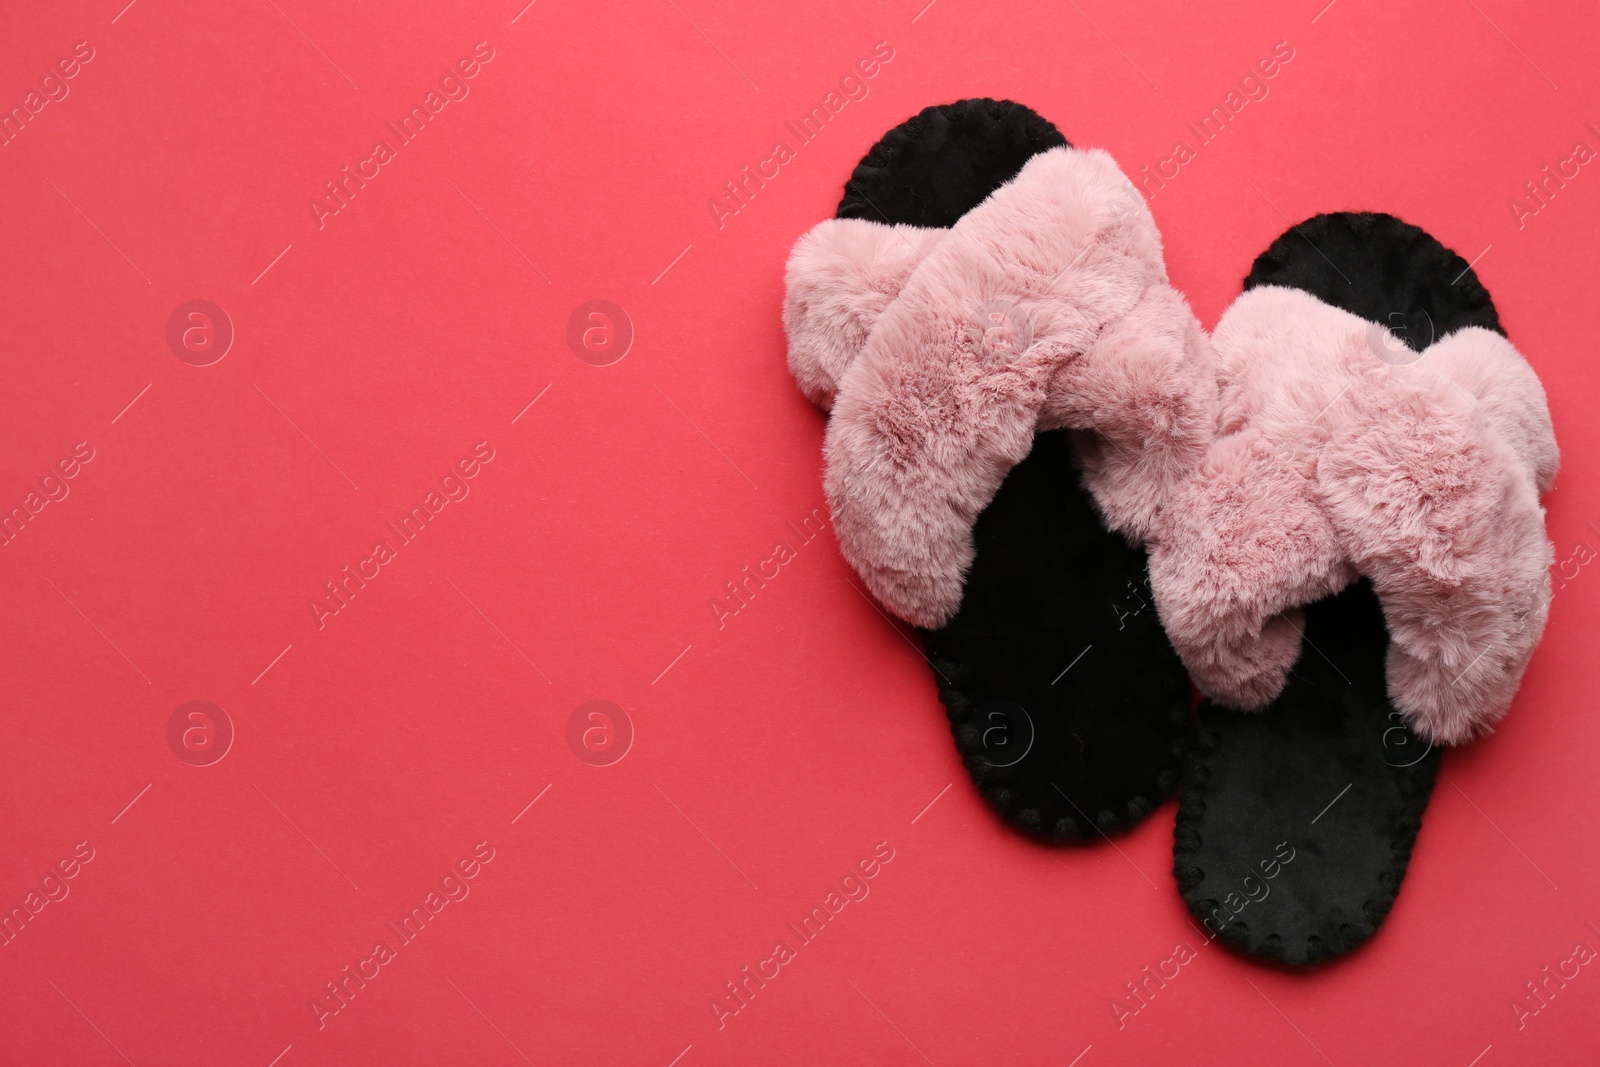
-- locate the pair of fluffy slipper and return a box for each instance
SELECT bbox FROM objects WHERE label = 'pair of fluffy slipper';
[781,99,1557,966]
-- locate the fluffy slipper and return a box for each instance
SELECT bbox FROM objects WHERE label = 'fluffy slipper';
[783,99,1211,839]
[1163,213,1558,964]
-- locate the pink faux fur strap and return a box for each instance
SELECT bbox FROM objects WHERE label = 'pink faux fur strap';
[782,146,1214,628]
[1147,286,1558,745]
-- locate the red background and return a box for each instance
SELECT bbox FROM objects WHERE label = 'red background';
[2,1,1598,1064]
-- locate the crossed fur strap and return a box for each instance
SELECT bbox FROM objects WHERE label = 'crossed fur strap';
[782,145,1215,628]
[782,146,1557,743]
[1147,285,1558,745]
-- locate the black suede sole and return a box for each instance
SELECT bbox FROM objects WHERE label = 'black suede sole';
[838,98,1068,228]
[1244,211,1503,345]
[926,431,1190,840]
[840,99,1189,841]
[1175,212,1496,964]
[1175,580,1440,965]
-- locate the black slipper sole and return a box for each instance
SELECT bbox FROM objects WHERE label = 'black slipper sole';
[1174,212,1498,963]
[841,99,1190,841]
[1175,579,1441,965]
